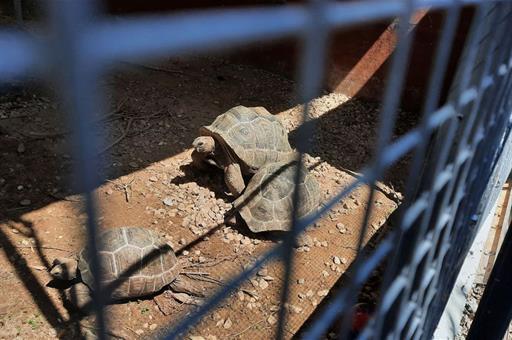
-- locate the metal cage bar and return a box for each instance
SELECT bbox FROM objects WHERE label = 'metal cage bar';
[0,0,511,339]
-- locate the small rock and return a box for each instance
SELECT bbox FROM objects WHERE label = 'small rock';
[340,257,347,264]
[333,256,341,265]
[189,336,205,340]
[259,279,269,290]
[179,238,186,245]
[129,162,138,168]
[223,318,232,329]
[317,289,329,297]
[240,237,252,245]
[297,278,305,285]
[17,143,25,153]
[149,324,157,331]
[237,291,245,301]
[257,268,268,277]
[105,189,113,195]
[149,176,158,182]
[163,197,174,206]
[267,315,277,325]
[306,290,314,298]
[322,270,329,277]
[19,199,31,206]
[182,250,189,256]
[135,329,144,335]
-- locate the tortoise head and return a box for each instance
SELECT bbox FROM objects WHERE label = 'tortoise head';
[192,136,215,154]
[50,257,78,281]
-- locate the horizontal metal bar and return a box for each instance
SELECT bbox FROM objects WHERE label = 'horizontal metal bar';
[0,31,41,81]
[402,197,428,231]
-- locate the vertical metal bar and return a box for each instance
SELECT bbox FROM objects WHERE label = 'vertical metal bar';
[46,1,108,339]
[372,7,462,335]
[336,0,417,338]
[419,6,512,336]
[13,0,23,26]
[275,0,329,338]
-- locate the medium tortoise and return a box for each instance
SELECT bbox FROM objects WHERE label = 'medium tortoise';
[192,105,293,196]
[50,227,219,309]
[233,160,320,232]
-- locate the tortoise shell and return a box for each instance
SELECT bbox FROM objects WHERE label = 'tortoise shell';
[200,106,293,172]
[234,160,320,232]
[78,227,179,299]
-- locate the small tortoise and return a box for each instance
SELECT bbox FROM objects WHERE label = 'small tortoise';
[192,105,293,196]
[233,160,320,232]
[50,227,218,309]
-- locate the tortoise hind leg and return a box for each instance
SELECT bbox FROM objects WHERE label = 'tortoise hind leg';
[224,163,245,196]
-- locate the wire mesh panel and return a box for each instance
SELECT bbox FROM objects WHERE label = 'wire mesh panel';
[1,0,512,339]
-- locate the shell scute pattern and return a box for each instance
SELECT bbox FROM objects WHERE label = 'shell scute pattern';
[78,227,179,299]
[203,106,293,170]
[235,161,320,232]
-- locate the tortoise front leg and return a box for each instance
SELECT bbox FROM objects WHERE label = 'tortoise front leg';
[65,282,92,312]
[191,150,208,170]
[224,163,245,196]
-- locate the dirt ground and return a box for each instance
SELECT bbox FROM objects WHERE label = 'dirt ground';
[0,56,415,339]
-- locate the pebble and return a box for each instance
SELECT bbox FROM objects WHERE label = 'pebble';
[106,189,113,195]
[19,199,31,206]
[322,270,329,277]
[306,290,314,298]
[237,291,245,301]
[240,237,252,245]
[149,176,158,182]
[179,238,186,245]
[189,336,205,340]
[340,257,348,264]
[149,324,157,331]
[17,143,25,153]
[259,279,269,290]
[163,197,174,206]
[182,250,189,256]
[267,315,277,325]
[297,278,305,285]
[317,289,329,297]
[257,268,268,277]
[129,162,138,168]
[223,318,233,329]
[333,256,341,265]
[297,234,314,247]
[135,329,144,335]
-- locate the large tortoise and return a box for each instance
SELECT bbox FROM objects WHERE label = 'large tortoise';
[50,227,218,309]
[192,105,293,196]
[233,160,320,232]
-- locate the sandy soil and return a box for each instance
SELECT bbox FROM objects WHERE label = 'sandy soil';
[0,56,415,339]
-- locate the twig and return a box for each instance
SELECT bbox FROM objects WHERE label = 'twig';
[122,61,184,75]
[107,177,135,202]
[14,245,72,253]
[229,318,266,339]
[98,118,134,155]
